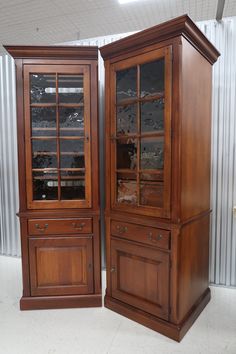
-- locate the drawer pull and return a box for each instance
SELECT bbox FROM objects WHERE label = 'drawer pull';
[35,223,48,233]
[116,225,128,234]
[111,266,116,273]
[148,232,163,242]
[72,222,86,231]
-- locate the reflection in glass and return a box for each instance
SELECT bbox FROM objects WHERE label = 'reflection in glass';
[59,107,84,136]
[31,107,56,136]
[60,139,84,153]
[117,138,137,170]
[32,171,58,200]
[58,75,83,103]
[117,104,137,136]
[116,67,137,101]
[140,58,164,97]
[61,180,85,200]
[32,139,57,153]
[30,74,56,103]
[140,177,163,207]
[141,139,164,170]
[141,99,164,133]
[117,177,137,205]
[60,154,85,169]
[32,154,57,169]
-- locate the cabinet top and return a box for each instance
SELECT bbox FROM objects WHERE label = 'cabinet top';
[99,14,220,65]
[3,45,98,60]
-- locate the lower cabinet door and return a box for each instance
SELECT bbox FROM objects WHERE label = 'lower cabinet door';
[111,238,170,320]
[29,236,94,296]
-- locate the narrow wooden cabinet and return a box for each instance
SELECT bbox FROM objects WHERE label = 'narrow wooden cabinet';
[4,45,101,310]
[100,15,220,341]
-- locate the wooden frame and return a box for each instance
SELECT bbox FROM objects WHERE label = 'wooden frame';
[100,15,220,342]
[4,45,101,310]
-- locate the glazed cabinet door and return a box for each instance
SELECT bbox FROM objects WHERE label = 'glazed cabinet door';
[110,46,172,218]
[24,65,91,209]
[110,238,170,320]
[29,237,94,296]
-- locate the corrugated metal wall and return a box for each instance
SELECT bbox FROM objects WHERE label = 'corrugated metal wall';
[0,19,236,286]
[0,54,20,256]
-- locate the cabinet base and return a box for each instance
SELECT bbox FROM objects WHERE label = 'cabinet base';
[20,294,102,310]
[104,288,211,342]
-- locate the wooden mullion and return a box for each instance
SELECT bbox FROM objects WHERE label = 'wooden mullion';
[30,103,57,108]
[56,72,61,201]
[137,64,141,206]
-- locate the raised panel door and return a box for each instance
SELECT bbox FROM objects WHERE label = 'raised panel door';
[29,236,94,296]
[110,238,170,320]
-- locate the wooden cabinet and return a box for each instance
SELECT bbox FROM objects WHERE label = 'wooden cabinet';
[4,45,101,310]
[100,15,220,341]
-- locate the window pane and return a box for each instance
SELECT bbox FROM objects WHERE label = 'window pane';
[117,104,137,136]
[60,154,85,169]
[141,99,164,133]
[31,107,56,137]
[117,173,137,205]
[59,107,84,137]
[60,171,85,201]
[60,139,84,153]
[58,75,83,103]
[117,138,137,170]
[140,138,164,170]
[116,67,137,102]
[32,171,58,200]
[30,74,56,103]
[32,139,57,153]
[140,177,163,207]
[140,59,165,98]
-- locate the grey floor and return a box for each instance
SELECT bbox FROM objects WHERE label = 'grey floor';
[0,255,236,354]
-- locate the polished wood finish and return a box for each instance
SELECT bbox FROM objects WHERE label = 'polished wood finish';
[5,45,101,310]
[28,218,92,235]
[100,15,220,341]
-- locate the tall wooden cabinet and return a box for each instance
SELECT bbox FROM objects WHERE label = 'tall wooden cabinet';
[4,45,101,310]
[100,15,220,341]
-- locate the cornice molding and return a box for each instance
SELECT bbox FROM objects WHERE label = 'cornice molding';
[100,15,220,64]
[3,45,98,60]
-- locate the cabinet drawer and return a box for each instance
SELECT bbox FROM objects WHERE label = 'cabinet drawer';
[111,220,170,250]
[28,218,92,235]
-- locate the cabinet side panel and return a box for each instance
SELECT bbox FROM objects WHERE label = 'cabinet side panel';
[177,214,210,322]
[180,38,212,220]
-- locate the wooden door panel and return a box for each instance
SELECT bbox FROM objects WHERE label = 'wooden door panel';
[111,238,170,320]
[29,237,94,296]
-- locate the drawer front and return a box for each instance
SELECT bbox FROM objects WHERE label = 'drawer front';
[111,220,170,250]
[28,218,92,236]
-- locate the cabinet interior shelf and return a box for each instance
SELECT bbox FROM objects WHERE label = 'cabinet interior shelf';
[115,132,164,139]
[30,103,84,108]
[33,152,85,156]
[116,93,164,106]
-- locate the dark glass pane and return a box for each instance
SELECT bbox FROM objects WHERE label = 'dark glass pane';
[140,58,165,98]
[141,99,164,133]
[116,67,137,102]
[140,178,163,207]
[117,138,137,170]
[61,180,85,200]
[59,107,84,136]
[32,139,57,153]
[117,176,137,205]
[60,154,85,169]
[32,171,58,200]
[30,74,56,103]
[31,107,56,136]
[32,153,57,169]
[60,139,84,153]
[58,75,83,103]
[140,138,164,170]
[117,104,137,136]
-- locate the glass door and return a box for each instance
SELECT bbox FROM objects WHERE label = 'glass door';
[24,65,91,209]
[110,47,172,218]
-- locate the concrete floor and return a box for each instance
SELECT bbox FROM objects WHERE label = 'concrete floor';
[0,255,236,354]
